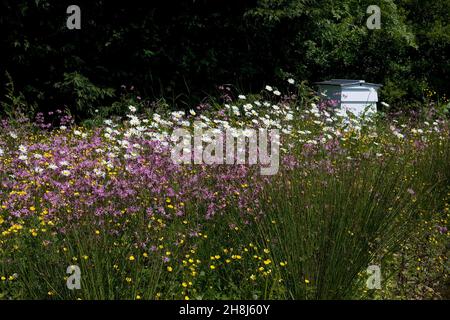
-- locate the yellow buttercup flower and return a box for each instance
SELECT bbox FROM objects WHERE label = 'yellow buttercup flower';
[263,259,271,265]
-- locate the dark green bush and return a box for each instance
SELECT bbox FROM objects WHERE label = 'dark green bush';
[0,0,449,117]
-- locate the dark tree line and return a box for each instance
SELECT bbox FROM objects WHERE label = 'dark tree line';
[1,0,449,118]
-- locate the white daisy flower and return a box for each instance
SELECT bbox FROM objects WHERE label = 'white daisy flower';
[61,170,71,177]
[93,168,105,178]
[34,167,44,174]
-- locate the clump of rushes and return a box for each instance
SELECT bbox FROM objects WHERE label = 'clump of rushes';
[256,116,450,299]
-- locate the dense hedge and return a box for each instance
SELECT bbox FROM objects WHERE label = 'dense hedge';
[1,0,449,117]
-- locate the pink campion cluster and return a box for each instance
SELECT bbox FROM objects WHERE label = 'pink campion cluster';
[0,123,264,233]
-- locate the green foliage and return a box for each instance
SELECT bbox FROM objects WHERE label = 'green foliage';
[369,197,449,299]
[0,0,449,116]
[54,72,115,118]
[256,129,449,299]
[0,71,36,120]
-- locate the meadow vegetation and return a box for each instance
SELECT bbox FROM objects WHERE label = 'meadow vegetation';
[0,81,448,299]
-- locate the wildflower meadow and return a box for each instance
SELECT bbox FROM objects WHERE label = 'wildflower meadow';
[0,81,448,300]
